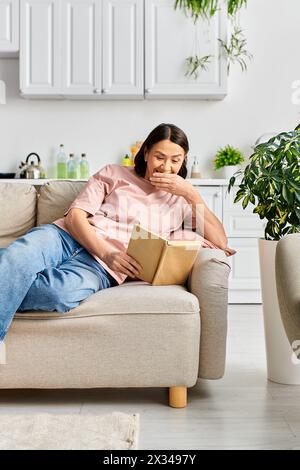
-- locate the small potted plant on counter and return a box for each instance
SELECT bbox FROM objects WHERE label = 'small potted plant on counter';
[228,124,300,385]
[213,145,245,179]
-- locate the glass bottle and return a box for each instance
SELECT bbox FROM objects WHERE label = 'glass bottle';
[130,141,142,166]
[122,154,131,166]
[80,153,90,179]
[130,144,138,166]
[47,148,57,179]
[57,144,67,179]
[191,156,202,178]
[67,153,78,179]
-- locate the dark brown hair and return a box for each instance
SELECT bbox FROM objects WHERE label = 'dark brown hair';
[134,123,189,179]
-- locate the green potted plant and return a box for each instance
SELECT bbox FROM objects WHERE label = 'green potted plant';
[213,144,245,179]
[228,124,300,384]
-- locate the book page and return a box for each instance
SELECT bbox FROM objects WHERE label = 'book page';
[167,240,202,247]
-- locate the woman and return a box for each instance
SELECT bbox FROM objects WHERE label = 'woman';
[0,123,232,345]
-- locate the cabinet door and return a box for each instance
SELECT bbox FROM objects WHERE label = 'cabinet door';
[223,187,263,303]
[102,0,144,98]
[223,186,266,238]
[0,0,19,56]
[227,238,262,304]
[184,186,222,231]
[145,0,227,100]
[20,0,61,96]
[197,186,223,221]
[61,0,101,96]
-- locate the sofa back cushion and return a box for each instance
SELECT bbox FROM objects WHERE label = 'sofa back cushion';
[0,183,37,247]
[37,181,86,225]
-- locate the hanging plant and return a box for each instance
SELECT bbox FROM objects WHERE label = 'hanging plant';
[185,54,212,79]
[174,0,251,76]
[174,0,247,19]
[218,25,253,73]
[184,21,213,79]
[174,0,219,23]
[227,0,247,16]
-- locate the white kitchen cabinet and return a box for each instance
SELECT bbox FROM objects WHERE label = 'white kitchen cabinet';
[102,0,144,98]
[61,0,101,96]
[222,186,263,303]
[61,0,143,98]
[20,0,227,99]
[0,0,19,56]
[20,0,144,98]
[20,0,61,96]
[227,238,262,304]
[145,0,227,100]
[197,186,223,221]
[183,186,222,233]
[189,182,262,303]
[223,185,266,238]
[20,0,96,97]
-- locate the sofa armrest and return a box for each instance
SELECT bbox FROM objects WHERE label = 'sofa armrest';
[187,248,231,379]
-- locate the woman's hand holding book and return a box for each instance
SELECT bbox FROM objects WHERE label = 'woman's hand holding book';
[102,250,142,279]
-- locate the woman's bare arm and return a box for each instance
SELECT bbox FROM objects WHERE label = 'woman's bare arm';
[64,208,142,278]
[184,186,228,250]
[65,208,115,260]
[149,173,228,251]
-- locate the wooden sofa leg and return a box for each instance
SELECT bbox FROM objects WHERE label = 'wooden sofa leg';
[169,387,187,408]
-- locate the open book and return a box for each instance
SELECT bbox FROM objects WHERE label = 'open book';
[126,223,202,286]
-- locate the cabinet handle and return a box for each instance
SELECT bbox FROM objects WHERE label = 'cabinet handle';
[214,191,222,198]
[93,88,101,94]
[145,89,152,94]
[102,88,108,94]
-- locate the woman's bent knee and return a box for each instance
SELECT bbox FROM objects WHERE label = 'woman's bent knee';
[41,286,78,312]
[20,281,79,313]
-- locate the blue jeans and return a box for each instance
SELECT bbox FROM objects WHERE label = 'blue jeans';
[0,223,118,341]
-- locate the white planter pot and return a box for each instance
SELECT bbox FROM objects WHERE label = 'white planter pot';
[258,238,300,384]
[219,165,239,180]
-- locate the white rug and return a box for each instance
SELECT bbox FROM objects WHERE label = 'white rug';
[0,412,139,450]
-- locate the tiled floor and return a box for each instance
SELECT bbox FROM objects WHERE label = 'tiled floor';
[0,304,300,449]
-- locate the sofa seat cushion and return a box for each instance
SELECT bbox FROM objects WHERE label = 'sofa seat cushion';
[15,282,199,320]
[6,281,200,389]
[0,183,37,247]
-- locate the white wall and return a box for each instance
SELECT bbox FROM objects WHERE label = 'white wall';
[0,0,299,177]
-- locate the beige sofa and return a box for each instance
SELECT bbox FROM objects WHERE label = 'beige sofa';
[0,181,231,408]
